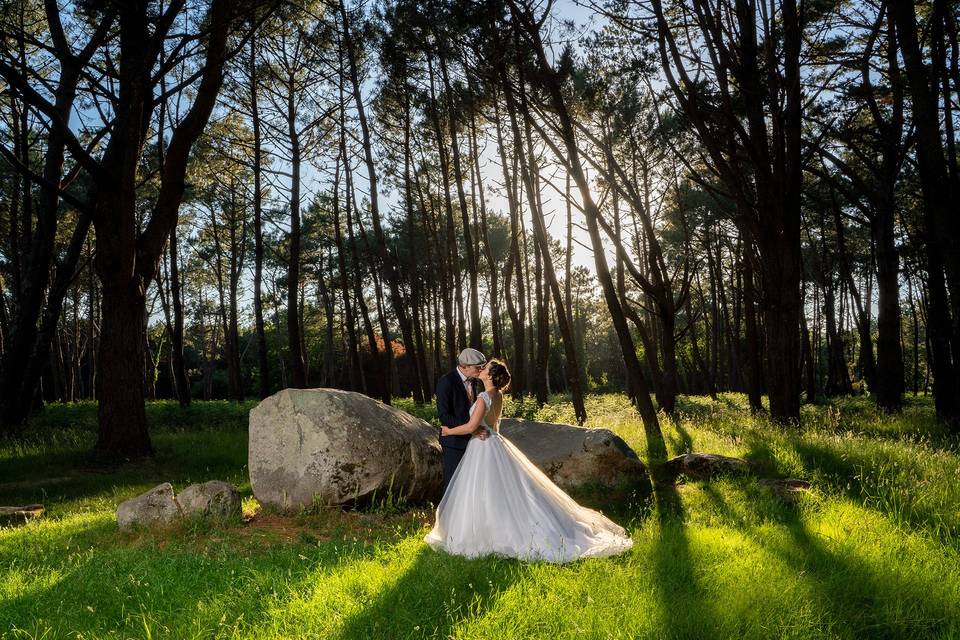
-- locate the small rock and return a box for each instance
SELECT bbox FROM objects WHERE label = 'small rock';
[665,453,749,480]
[759,478,812,500]
[178,481,241,520]
[0,504,44,525]
[116,483,181,530]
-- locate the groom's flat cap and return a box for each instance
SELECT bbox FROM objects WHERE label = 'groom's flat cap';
[457,348,487,366]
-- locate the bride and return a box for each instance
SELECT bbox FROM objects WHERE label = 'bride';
[424,359,633,563]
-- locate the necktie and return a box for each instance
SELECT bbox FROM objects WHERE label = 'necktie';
[465,379,475,402]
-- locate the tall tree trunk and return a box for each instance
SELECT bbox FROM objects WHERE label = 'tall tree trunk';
[286,75,307,388]
[908,274,921,395]
[94,204,152,457]
[873,196,904,410]
[533,233,549,405]
[22,213,92,410]
[340,0,417,403]
[0,7,114,430]
[510,69,587,421]
[564,172,573,329]
[249,31,270,399]
[351,213,392,403]
[493,95,526,396]
[438,55,482,349]
[469,108,502,357]
[317,252,336,387]
[517,120,549,405]
[426,54,459,368]
[404,90,428,403]
[742,241,763,411]
[344,143,384,400]
[333,156,364,392]
[167,225,190,405]
[411,166,437,399]
[892,0,960,426]
[823,279,851,395]
[872,10,906,411]
[96,278,153,457]
[801,303,816,404]
[687,296,717,401]
[227,190,244,401]
[705,229,722,388]
[508,7,664,461]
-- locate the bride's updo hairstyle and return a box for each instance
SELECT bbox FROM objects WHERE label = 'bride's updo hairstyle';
[487,358,512,392]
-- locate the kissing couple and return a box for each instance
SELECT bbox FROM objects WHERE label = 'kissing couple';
[425,348,633,564]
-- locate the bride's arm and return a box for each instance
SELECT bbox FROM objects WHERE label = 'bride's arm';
[440,397,487,436]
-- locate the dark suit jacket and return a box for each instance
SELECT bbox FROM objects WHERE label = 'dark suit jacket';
[436,368,476,451]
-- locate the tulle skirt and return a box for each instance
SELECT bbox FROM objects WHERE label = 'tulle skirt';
[424,432,633,564]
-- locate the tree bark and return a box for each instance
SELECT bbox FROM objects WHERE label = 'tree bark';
[742,241,763,411]
[438,54,482,349]
[508,5,664,458]
[425,53,459,368]
[333,154,364,392]
[0,6,115,430]
[404,86,429,402]
[509,69,587,421]
[493,95,526,397]
[648,0,803,421]
[249,31,271,399]
[892,0,960,426]
[94,0,238,456]
[286,72,307,388]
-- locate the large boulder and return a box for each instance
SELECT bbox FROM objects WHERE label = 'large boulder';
[249,388,442,510]
[498,418,648,490]
[116,483,181,530]
[178,480,242,520]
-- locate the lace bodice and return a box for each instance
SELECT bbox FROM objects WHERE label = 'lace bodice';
[470,390,502,433]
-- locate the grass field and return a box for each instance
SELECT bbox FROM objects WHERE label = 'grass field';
[1,394,959,639]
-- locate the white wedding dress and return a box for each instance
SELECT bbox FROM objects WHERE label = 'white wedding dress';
[425,390,633,564]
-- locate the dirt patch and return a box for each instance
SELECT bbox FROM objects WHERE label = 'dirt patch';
[241,513,321,544]
[242,507,433,546]
[111,506,435,552]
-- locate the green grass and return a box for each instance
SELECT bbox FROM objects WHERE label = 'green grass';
[2,393,959,639]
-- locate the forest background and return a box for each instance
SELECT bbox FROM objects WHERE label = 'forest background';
[0,0,957,460]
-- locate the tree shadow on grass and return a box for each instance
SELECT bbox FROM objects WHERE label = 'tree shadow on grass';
[709,480,960,638]
[672,397,722,422]
[767,436,960,542]
[741,433,782,477]
[698,482,886,636]
[1,518,382,638]
[651,510,724,640]
[644,427,723,640]
[769,506,955,637]
[333,545,525,639]
[330,468,654,638]
[0,431,249,514]
[666,420,694,457]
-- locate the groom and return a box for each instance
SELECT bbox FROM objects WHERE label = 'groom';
[436,347,488,493]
